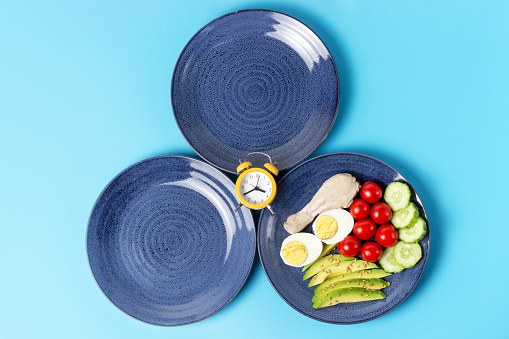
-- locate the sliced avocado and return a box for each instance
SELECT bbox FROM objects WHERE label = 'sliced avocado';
[302,244,338,272]
[312,278,390,303]
[308,260,378,287]
[312,287,386,309]
[303,254,355,280]
[313,269,391,293]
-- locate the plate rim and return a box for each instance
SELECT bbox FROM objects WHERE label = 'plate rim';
[257,152,430,324]
[86,154,257,326]
[170,8,341,174]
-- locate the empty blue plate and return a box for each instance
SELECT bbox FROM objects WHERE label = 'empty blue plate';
[258,153,430,324]
[171,9,339,173]
[87,156,256,325]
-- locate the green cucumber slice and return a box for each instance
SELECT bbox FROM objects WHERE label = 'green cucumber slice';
[393,241,422,268]
[384,182,411,211]
[391,202,419,229]
[379,246,405,273]
[399,217,427,243]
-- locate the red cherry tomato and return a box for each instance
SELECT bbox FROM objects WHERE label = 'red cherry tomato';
[349,199,370,220]
[353,219,376,240]
[360,242,383,262]
[360,182,383,204]
[371,202,392,224]
[375,224,399,247]
[338,235,361,257]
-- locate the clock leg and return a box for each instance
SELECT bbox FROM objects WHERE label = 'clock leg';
[266,204,275,215]
[234,203,243,212]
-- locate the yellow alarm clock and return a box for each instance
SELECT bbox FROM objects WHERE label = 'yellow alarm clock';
[235,152,279,214]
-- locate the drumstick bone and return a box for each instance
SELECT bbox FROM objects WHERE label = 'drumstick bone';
[283,173,360,234]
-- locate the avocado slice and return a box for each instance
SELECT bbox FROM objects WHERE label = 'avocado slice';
[313,269,391,293]
[302,244,339,272]
[308,260,378,287]
[312,278,390,303]
[312,287,386,309]
[303,254,356,280]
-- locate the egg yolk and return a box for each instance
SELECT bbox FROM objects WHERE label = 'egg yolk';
[314,215,338,240]
[281,241,308,265]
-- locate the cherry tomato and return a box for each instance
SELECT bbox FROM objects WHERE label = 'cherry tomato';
[371,202,392,224]
[375,224,399,247]
[353,219,376,240]
[360,182,383,204]
[360,242,383,262]
[349,199,370,220]
[337,235,361,257]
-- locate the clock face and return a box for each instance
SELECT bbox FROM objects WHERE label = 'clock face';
[238,170,274,206]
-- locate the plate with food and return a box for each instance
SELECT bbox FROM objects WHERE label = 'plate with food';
[171,9,339,173]
[258,152,429,324]
[87,155,256,326]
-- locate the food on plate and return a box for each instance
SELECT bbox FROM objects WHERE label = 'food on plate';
[384,182,411,211]
[360,242,383,262]
[283,173,360,234]
[307,259,378,287]
[360,182,383,204]
[379,246,405,273]
[337,235,361,257]
[302,243,338,272]
[353,219,376,240]
[370,202,392,224]
[312,287,387,309]
[313,268,391,293]
[398,217,427,243]
[375,224,399,247]
[280,233,323,267]
[279,174,427,309]
[391,202,419,229]
[281,242,308,266]
[313,215,338,239]
[349,199,370,220]
[393,241,422,268]
[312,278,389,303]
[302,254,355,280]
[312,209,354,244]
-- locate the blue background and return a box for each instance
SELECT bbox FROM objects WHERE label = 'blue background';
[1,1,508,338]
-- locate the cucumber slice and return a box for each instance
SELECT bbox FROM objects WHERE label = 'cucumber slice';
[391,202,419,229]
[399,217,427,243]
[384,182,411,211]
[379,246,405,273]
[393,241,422,268]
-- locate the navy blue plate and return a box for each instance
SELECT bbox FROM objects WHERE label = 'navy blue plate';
[171,9,339,173]
[87,156,255,326]
[258,153,430,324]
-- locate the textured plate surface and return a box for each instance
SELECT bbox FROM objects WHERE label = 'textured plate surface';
[258,153,430,324]
[171,9,339,173]
[87,156,256,326]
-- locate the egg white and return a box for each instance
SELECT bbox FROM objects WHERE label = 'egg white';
[312,208,354,244]
[280,233,323,267]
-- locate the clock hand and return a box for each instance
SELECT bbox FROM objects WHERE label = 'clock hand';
[243,188,256,195]
[254,187,266,193]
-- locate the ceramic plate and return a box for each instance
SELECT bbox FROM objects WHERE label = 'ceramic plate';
[258,153,430,324]
[171,9,339,173]
[87,156,256,326]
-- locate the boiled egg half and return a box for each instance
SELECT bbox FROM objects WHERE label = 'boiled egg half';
[280,233,323,267]
[312,208,354,244]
